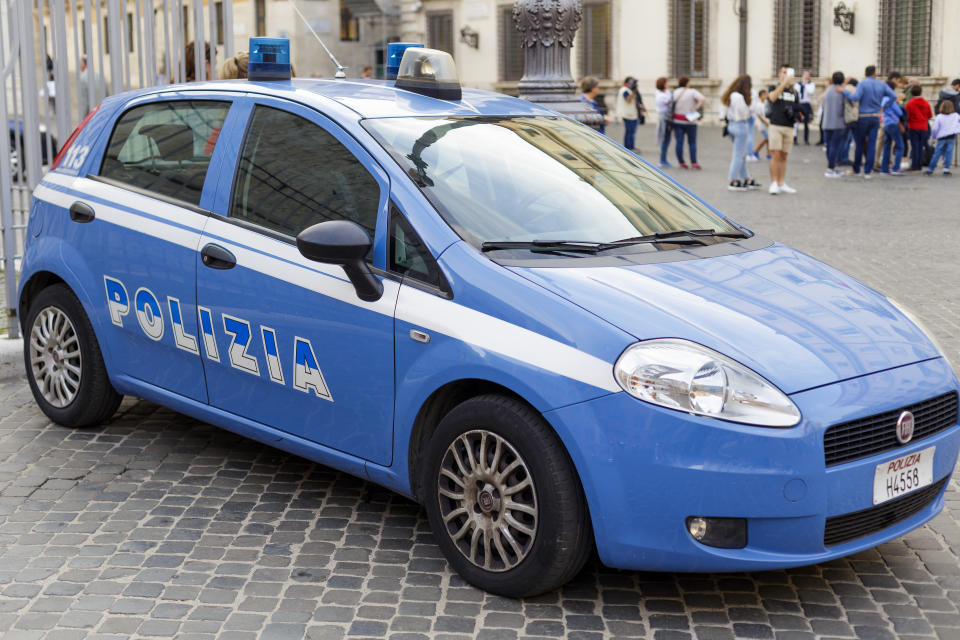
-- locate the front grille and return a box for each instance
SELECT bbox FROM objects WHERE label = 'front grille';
[824,477,947,547]
[824,392,958,467]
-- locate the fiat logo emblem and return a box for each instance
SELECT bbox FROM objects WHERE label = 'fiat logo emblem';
[896,411,915,444]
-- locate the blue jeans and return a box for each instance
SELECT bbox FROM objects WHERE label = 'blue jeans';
[928,136,955,171]
[909,129,930,170]
[824,129,845,169]
[880,124,904,173]
[674,122,698,164]
[852,116,880,174]
[623,118,638,150]
[727,120,749,181]
[839,124,855,164]
[797,103,813,143]
[657,117,672,164]
[746,115,755,155]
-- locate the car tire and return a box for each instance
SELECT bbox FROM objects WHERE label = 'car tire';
[24,284,122,427]
[422,394,592,597]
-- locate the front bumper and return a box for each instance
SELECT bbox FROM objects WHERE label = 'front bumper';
[545,357,960,572]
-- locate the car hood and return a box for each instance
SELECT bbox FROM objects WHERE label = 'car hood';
[510,243,940,395]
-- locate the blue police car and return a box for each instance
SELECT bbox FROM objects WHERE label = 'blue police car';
[17,42,960,597]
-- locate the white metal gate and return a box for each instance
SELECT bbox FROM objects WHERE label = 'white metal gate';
[0,0,234,338]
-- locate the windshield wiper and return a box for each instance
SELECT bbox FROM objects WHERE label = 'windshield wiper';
[598,228,752,250]
[480,240,605,254]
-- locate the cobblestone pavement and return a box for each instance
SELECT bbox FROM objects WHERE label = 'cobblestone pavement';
[1,128,960,640]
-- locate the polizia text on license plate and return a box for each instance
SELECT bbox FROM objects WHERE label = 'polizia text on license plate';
[872,446,935,505]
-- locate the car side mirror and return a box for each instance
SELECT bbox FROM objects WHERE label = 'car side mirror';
[296,220,384,302]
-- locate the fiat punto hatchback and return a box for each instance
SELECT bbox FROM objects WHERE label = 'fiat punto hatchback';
[19,44,960,597]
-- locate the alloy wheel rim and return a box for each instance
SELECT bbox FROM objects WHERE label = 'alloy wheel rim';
[29,306,82,408]
[436,429,538,572]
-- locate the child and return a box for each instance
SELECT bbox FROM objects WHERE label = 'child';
[752,89,770,160]
[925,100,960,175]
[904,84,933,171]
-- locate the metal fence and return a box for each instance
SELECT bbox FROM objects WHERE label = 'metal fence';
[0,0,234,338]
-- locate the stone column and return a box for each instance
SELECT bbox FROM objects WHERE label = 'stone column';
[513,0,603,129]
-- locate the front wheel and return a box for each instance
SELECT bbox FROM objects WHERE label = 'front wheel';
[422,394,592,597]
[24,284,122,427]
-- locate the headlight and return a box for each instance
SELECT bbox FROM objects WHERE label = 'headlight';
[614,339,801,427]
[886,297,952,367]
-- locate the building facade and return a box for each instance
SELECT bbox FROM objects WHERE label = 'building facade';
[399,0,960,121]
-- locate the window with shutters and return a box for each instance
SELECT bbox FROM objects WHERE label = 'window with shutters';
[577,1,611,79]
[427,11,454,56]
[879,0,931,77]
[499,5,524,82]
[340,1,359,41]
[774,0,819,76]
[255,0,266,37]
[669,0,708,78]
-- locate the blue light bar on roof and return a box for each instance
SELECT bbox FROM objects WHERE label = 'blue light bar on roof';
[386,42,423,80]
[248,37,291,81]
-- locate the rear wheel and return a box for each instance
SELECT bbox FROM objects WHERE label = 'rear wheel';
[24,284,122,427]
[422,394,592,597]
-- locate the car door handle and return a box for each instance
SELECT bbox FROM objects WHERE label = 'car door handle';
[69,201,95,223]
[200,243,236,269]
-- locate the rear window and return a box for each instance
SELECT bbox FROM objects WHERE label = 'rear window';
[100,100,230,206]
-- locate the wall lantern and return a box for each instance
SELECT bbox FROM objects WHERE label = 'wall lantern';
[833,2,855,34]
[460,26,479,49]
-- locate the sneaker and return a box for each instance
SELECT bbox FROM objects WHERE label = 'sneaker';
[691,163,702,170]
[845,168,860,176]
[923,169,933,175]
[824,169,842,178]
[658,161,672,169]
[728,180,747,192]
[678,162,690,169]
[745,154,758,163]
[769,182,780,195]
[779,183,797,194]
[890,170,905,176]
[744,178,762,189]
[945,170,953,176]
[863,173,873,180]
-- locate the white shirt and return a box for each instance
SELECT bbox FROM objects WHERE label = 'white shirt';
[725,92,750,121]
[795,81,816,104]
[655,89,673,115]
[616,86,638,121]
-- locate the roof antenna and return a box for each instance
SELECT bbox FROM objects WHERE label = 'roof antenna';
[287,0,347,78]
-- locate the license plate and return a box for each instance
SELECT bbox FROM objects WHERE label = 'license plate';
[873,446,935,505]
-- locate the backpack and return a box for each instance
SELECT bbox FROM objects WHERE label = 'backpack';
[843,95,859,125]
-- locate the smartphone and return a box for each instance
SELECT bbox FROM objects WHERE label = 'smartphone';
[786,67,796,78]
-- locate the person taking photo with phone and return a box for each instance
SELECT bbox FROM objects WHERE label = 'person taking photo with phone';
[766,64,802,194]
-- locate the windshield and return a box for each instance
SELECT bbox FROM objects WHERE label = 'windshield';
[363,116,740,247]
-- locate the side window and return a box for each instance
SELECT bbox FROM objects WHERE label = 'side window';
[389,210,442,288]
[230,105,380,238]
[100,100,230,206]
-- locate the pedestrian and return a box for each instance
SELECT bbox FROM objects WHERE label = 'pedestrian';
[219,52,249,80]
[879,80,905,175]
[766,64,801,195]
[924,100,960,176]
[580,76,607,135]
[362,65,373,79]
[842,65,897,179]
[821,71,847,178]
[654,77,673,168]
[671,76,705,169]
[616,76,639,151]
[185,41,211,82]
[76,56,106,117]
[751,88,770,160]
[935,78,960,113]
[794,70,816,144]
[721,75,760,191]
[905,84,933,172]
[838,78,858,166]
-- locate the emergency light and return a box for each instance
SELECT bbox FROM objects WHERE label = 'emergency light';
[386,42,423,80]
[394,47,462,101]
[248,37,291,81]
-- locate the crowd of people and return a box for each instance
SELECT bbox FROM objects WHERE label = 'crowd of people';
[584,70,960,196]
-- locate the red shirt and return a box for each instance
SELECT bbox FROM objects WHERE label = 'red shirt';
[905,97,933,130]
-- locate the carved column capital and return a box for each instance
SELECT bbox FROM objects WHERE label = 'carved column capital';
[513,0,583,49]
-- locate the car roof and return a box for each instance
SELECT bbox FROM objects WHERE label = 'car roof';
[131,78,559,120]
